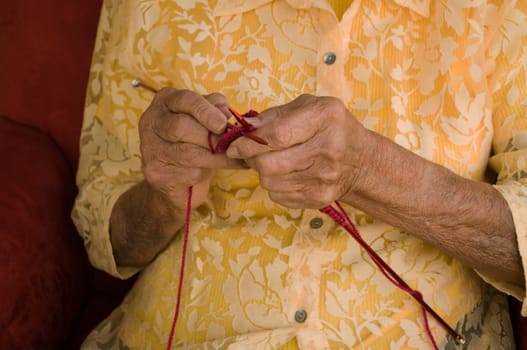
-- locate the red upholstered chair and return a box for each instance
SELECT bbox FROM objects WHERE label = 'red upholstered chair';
[0,1,134,349]
[0,1,526,349]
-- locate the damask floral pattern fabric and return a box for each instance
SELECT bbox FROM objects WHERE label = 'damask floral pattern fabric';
[72,0,527,349]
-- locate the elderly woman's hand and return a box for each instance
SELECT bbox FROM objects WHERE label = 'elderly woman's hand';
[226,94,523,286]
[139,87,245,211]
[110,88,245,267]
[226,94,371,209]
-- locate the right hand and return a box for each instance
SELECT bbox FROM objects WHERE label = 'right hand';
[139,87,245,211]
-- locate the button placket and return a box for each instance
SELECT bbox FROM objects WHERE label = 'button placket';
[315,15,349,101]
[287,209,335,346]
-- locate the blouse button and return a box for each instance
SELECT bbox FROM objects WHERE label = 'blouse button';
[294,309,308,323]
[323,52,337,65]
[309,217,323,229]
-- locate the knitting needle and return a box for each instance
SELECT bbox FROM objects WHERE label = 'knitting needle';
[132,79,268,146]
[131,78,158,94]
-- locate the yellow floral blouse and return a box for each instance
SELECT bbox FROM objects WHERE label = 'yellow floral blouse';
[72,0,527,349]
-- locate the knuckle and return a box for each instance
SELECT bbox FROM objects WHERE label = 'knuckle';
[320,95,342,108]
[163,116,186,141]
[268,191,286,206]
[252,156,267,173]
[320,167,340,184]
[317,188,336,206]
[175,89,196,104]
[254,155,280,176]
[270,123,294,148]
[156,86,174,97]
[159,88,197,112]
[259,176,274,191]
[325,142,345,163]
[318,96,347,121]
[143,163,163,186]
[205,92,228,107]
[174,143,201,167]
[153,87,177,106]
[295,93,315,104]
[183,167,203,182]
[322,94,340,104]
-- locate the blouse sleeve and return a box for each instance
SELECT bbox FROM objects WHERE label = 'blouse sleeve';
[71,0,154,279]
[481,1,527,313]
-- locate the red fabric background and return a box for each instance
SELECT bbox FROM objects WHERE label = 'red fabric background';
[0,116,87,349]
[0,0,102,168]
[0,1,135,349]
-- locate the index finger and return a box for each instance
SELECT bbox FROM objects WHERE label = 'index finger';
[227,95,340,159]
[156,87,229,134]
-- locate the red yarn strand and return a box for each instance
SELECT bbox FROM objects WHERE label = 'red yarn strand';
[127,82,464,348]
[166,186,193,349]
[320,204,447,349]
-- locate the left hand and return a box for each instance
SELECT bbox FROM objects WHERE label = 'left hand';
[226,94,371,208]
[229,96,524,287]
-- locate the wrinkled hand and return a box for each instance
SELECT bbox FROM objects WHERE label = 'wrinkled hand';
[227,94,372,209]
[139,88,245,211]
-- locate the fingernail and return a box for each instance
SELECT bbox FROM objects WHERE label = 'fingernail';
[246,116,263,127]
[212,117,227,133]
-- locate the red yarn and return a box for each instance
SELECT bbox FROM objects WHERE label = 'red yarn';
[208,109,262,154]
[166,186,192,349]
[209,125,249,154]
[165,109,464,349]
[320,204,442,349]
[129,81,462,348]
